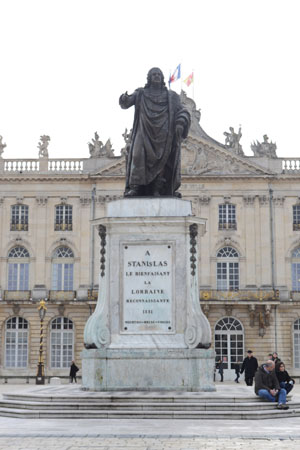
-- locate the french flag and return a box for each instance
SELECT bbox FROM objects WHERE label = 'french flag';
[168,64,181,87]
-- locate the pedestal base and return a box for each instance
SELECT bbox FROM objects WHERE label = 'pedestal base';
[81,348,215,392]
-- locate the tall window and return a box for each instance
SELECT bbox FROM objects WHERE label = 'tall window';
[5,317,28,368]
[50,317,74,368]
[52,246,74,290]
[217,246,239,291]
[11,205,29,231]
[292,247,300,292]
[215,317,244,370]
[8,246,30,290]
[294,319,300,369]
[293,205,300,231]
[55,205,73,231]
[219,204,236,230]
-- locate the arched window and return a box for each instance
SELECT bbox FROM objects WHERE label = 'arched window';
[55,204,73,231]
[11,204,29,231]
[50,317,74,368]
[51,246,74,290]
[5,317,29,368]
[8,246,30,290]
[215,317,244,372]
[216,246,239,291]
[294,319,300,368]
[292,248,300,291]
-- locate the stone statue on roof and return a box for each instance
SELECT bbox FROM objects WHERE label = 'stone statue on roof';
[38,135,50,158]
[251,134,277,158]
[0,135,7,158]
[224,126,244,156]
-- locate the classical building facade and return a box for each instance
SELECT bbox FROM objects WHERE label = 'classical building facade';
[1,95,300,381]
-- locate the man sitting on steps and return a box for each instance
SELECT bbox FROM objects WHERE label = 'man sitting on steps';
[254,360,289,410]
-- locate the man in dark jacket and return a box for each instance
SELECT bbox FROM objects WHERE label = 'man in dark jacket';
[255,360,289,410]
[240,350,258,386]
[69,360,79,383]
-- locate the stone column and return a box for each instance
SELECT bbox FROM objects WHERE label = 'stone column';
[243,195,257,287]
[32,196,48,300]
[258,195,272,286]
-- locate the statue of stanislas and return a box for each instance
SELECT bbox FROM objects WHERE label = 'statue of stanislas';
[119,67,191,197]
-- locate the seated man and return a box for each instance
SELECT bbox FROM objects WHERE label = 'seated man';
[255,360,289,410]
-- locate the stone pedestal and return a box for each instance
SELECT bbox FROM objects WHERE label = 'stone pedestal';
[82,198,215,391]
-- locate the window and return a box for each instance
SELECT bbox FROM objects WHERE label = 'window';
[217,246,239,291]
[50,317,74,368]
[52,246,74,290]
[55,205,73,231]
[219,204,236,230]
[293,205,300,231]
[5,317,28,368]
[8,246,30,290]
[292,247,300,292]
[215,317,244,370]
[11,205,29,231]
[294,319,300,369]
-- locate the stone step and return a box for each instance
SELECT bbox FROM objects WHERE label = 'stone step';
[1,399,298,411]
[0,406,299,420]
[3,392,283,404]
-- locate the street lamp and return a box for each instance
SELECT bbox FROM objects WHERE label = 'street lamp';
[36,299,47,385]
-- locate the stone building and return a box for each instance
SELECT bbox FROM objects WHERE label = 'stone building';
[1,95,300,382]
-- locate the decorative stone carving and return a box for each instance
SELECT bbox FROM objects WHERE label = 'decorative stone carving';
[36,196,48,206]
[251,135,277,158]
[273,196,285,207]
[121,128,132,156]
[16,197,23,204]
[12,304,21,315]
[265,304,271,327]
[88,132,115,158]
[198,195,211,205]
[223,196,231,204]
[189,223,198,276]
[80,195,92,206]
[96,194,122,205]
[259,195,269,206]
[58,304,65,315]
[60,197,68,205]
[0,135,7,157]
[38,135,50,158]
[243,195,256,206]
[225,305,233,316]
[249,304,256,327]
[224,126,244,156]
[202,304,210,318]
[258,311,266,337]
[0,197,4,207]
[98,225,106,278]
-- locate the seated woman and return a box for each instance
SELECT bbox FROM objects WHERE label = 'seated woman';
[275,362,295,394]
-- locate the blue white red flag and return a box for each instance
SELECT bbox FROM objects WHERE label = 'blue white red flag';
[168,64,181,87]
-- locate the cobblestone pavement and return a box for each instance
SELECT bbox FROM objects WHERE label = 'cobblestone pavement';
[0,437,300,450]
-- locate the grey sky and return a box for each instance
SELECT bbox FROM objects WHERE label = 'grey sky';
[0,0,299,159]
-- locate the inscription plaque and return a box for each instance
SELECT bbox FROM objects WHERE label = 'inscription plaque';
[122,243,173,333]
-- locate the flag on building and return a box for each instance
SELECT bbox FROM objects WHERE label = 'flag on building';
[168,64,181,87]
[184,72,194,87]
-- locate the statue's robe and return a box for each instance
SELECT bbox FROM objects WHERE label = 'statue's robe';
[120,87,190,195]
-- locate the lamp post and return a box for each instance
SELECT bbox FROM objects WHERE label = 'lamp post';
[36,299,47,385]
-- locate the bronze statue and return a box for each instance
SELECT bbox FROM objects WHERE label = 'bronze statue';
[119,67,190,197]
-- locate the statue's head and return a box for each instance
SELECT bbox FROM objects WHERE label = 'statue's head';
[145,67,165,88]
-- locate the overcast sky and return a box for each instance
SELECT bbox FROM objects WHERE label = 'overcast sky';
[0,0,299,160]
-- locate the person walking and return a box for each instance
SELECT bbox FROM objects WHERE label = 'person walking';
[69,360,79,383]
[234,362,240,383]
[217,359,224,382]
[240,350,258,386]
[255,360,289,410]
